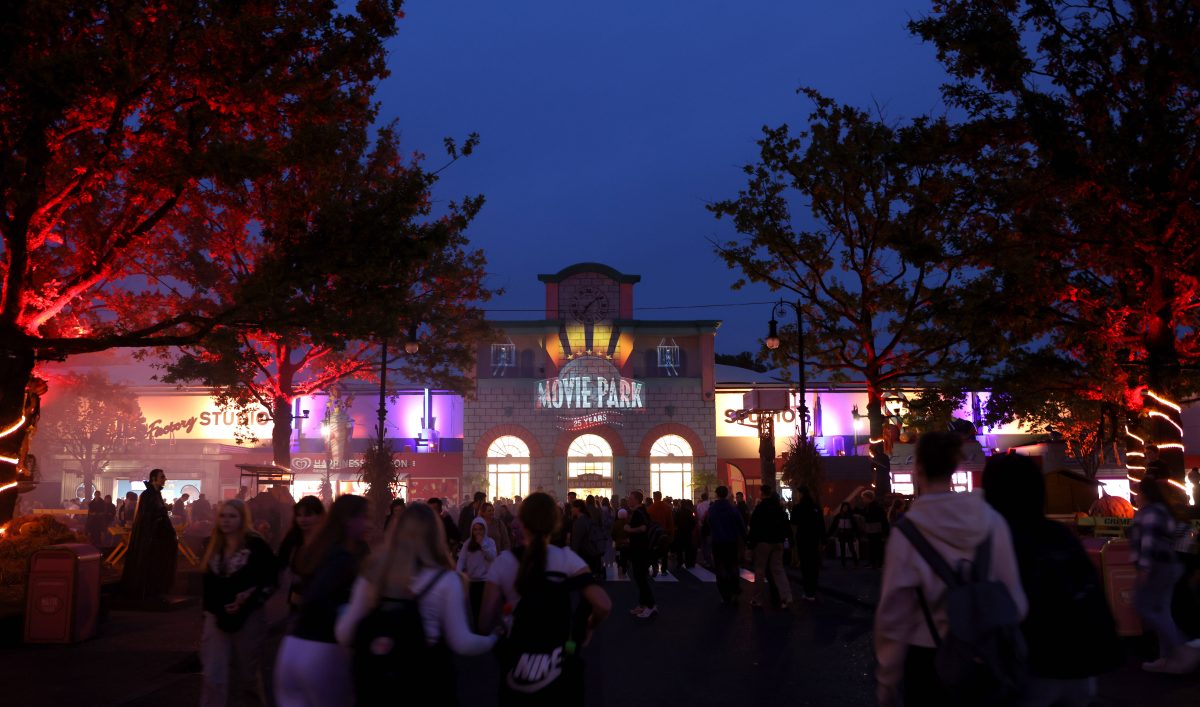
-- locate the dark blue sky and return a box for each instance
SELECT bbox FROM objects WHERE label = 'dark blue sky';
[378,1,944,353]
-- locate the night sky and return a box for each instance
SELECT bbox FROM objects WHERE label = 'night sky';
[377,1,944,353]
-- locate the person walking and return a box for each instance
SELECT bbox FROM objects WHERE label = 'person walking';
[860,490,889,568]
[748,484,793,609]
[874,432,1028,707]
[480,501,512,553]
[647,491,674,575]
[790,486,824,601]
[695,492,713,568]
[624,490,656,617]
[832,502,860,567]
[983,452,1123,706]
[274,495,370,707]
[480,493,611,706]
[276,496,326,611]
[200,500,276,707]
[704,486,746,604]
[1131,478,1200,673]
[86,490,107,548]
[336,503,496,705]
[457,516,498,626]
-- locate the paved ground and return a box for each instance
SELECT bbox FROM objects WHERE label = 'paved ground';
[1,562,1198,706]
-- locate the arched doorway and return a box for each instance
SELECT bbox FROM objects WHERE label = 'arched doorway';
[567,434,613,499]
[726,463,747,500]
[650,434,693,500]
[487,436,531,501]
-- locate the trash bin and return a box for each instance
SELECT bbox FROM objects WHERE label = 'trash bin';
[24,543,102,643]
[1099,539,1142,636]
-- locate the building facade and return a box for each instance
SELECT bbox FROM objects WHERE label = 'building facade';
[463,263,719,502]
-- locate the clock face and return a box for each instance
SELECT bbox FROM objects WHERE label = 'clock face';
[569,286,611,324]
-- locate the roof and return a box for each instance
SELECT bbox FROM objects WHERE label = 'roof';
[537,263,641,284]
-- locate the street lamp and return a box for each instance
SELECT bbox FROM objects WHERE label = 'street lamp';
[377,324,422,446]
[765,298,806,442]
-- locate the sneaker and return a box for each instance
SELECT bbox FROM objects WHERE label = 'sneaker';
[629,606,645,616]
[636,606,658,618]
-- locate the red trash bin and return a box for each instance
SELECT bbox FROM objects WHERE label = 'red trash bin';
[1099,539,1142,637]
[24,543,102,644]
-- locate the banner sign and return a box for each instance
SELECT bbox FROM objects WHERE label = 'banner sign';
[534,356,645,431]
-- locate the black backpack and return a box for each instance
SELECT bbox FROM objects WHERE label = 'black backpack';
[895,518,1028,706]
[499,551,593,707]
[351,569,448,706]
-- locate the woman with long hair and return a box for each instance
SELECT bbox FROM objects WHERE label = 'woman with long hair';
[832,502,860,567]
[480,492,611,705]
[274,495,370,707]
[1132,479,1200,673]
[335,502,496,705]
[200,499,276,707]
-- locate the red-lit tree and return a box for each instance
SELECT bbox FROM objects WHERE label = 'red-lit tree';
[711,92,1004,496]
[0,0,405,522]
[158,127,492,468]
[912,0,1200,480]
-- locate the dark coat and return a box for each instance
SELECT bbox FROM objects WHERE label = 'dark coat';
[120,486,178,599]
[748,495,790,545]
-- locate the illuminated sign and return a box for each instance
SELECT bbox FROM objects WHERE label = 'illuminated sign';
[535,356,645,430]
[139,396,274,441]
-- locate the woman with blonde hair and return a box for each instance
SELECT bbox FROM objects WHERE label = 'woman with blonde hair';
[336,502,496,705]
[200,499,276,706]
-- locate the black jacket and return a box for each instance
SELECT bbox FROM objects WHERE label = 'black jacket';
[748,496,790,545]
[202,534,276,632]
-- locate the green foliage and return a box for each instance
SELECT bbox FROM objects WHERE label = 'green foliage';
[360,439,396,529]
[780,436,824,507]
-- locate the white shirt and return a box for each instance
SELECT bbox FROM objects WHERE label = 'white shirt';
[696,500,712,523]
[485,545,589,607]
[335,568,496,655]
[456,536,497,581]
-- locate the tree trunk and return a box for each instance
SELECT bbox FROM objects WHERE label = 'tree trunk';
[271,395,293,469]
[1145,266,1184,480]
[0,335,36,524]
[866,386,891,496]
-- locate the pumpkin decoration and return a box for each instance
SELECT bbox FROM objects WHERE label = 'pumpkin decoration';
[1089,491,1135,519]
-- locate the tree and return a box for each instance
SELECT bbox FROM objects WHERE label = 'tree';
[157,126,493,468]
[911,0,1200,479]
[36,372,146,499]
[0,0,405,521]
[714,351,768,372]
[711,91,1001,496]
[780,435,824,507]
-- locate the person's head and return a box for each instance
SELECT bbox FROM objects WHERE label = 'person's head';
[473,491,486,505]
[795,486,810,503]
[427,497,443,514]
[567,491,577,503]
[203,499,254,566]
[125,491,137,503]
[570,499,586,517]
[148,469,166,490]
[180,493,189,502]
[600,496,611,508]
[517,492,562,594]
[93,490,102,499]
[627,489,644,508]
[198,493,207,501]
[1138,479,1188,521]
[369,502,452,594]
[104,494,112,502]
[761,484,774,498]
[481,502,495,520]
[652,490,662,502]
[293,495,325,535]
[469,516,487,548]
[700,492,709,501]
[586,494,596,506]
[716,485,729,499]
[915,431,962,489]
[839,502,851,513]
[982,453,1045,526]
[295,494,369,577]
[735,491,744,500]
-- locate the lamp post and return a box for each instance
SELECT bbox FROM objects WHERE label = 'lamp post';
[765,298,806,442]
[375,324,421,447]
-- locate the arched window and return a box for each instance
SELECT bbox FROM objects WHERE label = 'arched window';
[567,433,613,498]
[650,434,693,500]
[487,435,530,501]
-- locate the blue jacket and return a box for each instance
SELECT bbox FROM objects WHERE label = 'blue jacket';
[705,498,746,544]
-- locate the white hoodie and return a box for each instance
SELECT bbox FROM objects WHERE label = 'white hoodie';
[874,491,1028,690]
[457,516,497,581]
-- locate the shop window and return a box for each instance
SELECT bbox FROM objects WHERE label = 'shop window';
[650,434,693,500]
[657,339,680,376]
[951,471,973,494]
[891,472,915,496]
[487,435,530,500]
[567,434,613,498]
[491,343,517,376]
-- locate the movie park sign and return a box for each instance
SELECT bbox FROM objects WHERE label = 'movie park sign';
[534,357,645,431]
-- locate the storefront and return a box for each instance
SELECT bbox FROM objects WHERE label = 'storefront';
[463,263,719,501]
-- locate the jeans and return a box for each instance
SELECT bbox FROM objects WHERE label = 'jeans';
[629,549,655,608]
[712,540,742,602]
[753,542,792,604]
[201,610,267,707]
[1135,561,1186,660]
[274,636,354,707]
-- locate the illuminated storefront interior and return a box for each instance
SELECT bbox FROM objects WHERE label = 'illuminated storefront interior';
[487,436,531,500]
[650,434,693,500]
[567,434,613,498]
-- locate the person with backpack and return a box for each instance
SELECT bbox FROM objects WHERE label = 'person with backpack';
[748,484,793,609]
[335,502,496,706]
[275,495,370,707]
[704,485,746,604]
[458,516,498,627]
[1131,478,1200,674]
[983,452,1122,706]
[874,431,1028,707]
[479,492,612,706]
